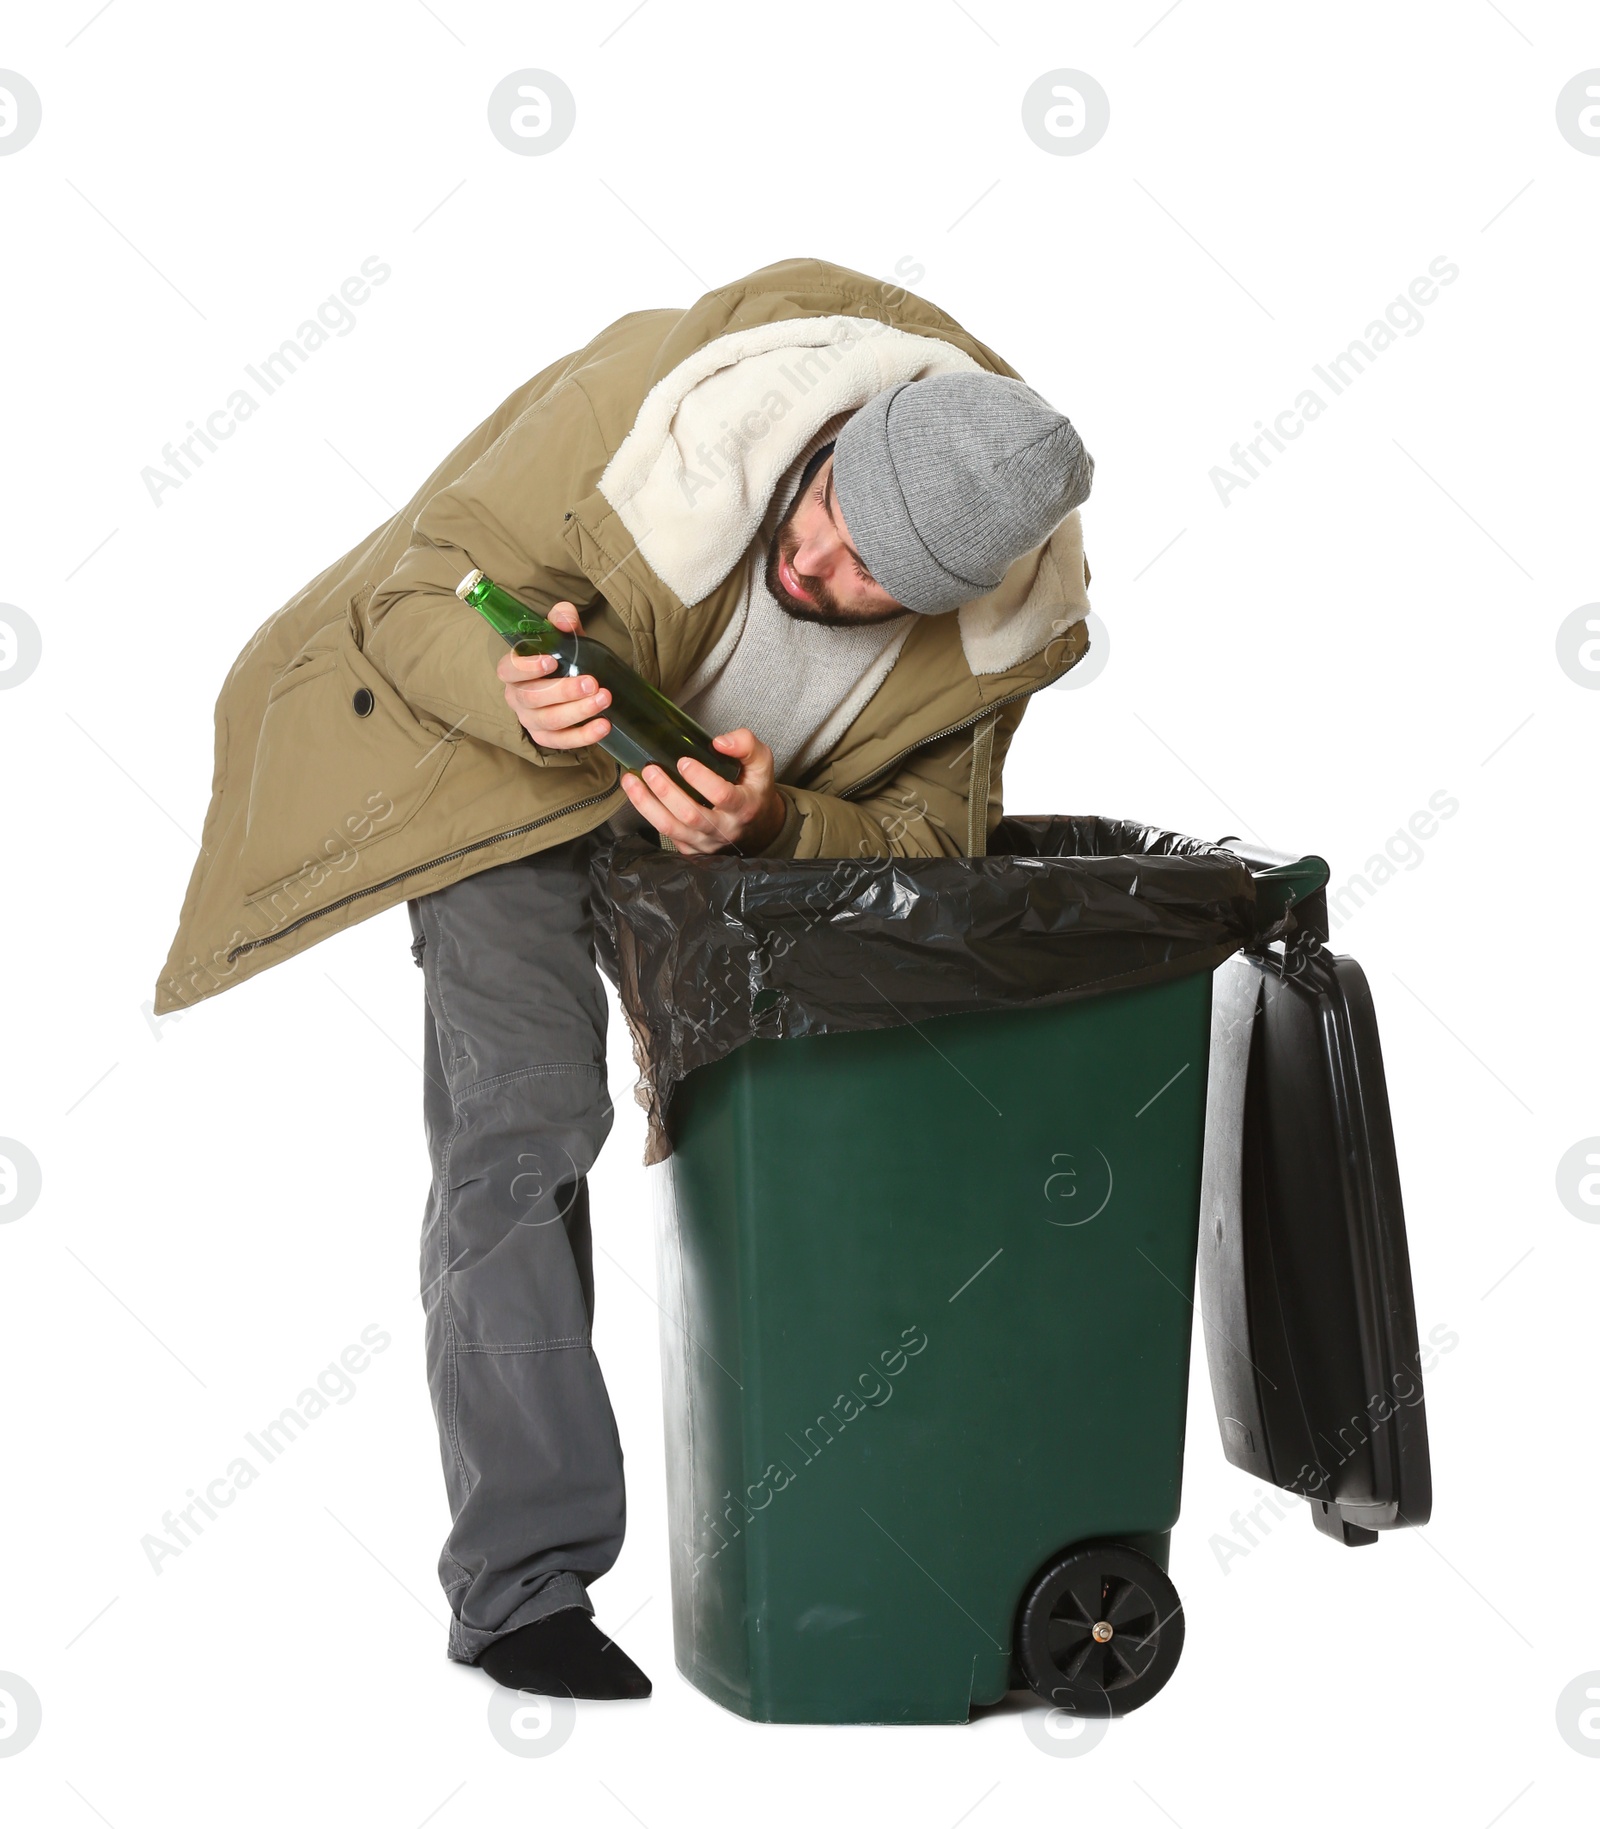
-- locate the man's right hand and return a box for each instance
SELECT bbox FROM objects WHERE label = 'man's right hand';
[496,602,612,750]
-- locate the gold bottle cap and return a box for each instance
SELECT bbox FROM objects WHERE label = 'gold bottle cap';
[455,568,484,600]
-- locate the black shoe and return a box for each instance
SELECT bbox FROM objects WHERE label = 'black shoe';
[477,1607,652,1700]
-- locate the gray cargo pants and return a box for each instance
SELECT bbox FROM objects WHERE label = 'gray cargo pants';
[406,829,624,1664]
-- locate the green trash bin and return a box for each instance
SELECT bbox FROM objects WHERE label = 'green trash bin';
[601,818,1319,1725]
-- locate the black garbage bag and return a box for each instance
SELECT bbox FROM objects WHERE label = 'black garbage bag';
[594,815,1277,1163]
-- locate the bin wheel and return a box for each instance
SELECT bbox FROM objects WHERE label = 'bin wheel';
[1015,1541,1184,1717]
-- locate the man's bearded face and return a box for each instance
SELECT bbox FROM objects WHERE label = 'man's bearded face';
[764,454,908,627]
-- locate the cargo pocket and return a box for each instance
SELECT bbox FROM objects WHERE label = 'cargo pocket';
[239,624,454,904]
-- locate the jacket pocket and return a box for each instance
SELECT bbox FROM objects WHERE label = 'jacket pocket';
[239,625,455,904]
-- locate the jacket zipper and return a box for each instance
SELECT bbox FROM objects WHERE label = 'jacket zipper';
[225,779,622,963]
[834,683,1040,802]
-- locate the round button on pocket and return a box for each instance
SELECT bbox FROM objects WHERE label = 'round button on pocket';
[352,687,375,717]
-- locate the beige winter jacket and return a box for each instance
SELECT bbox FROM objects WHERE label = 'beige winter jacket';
[154,257,1091,1014]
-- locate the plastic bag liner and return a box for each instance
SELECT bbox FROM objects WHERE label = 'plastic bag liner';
[593,815,1271,1164]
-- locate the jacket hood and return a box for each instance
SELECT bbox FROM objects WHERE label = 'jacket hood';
[596,305,1076,679]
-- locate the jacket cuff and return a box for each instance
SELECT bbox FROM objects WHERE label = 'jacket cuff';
[518,723,584,766]
[746,788,804,859]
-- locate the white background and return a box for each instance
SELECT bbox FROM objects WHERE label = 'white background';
[2,1,1597,1822]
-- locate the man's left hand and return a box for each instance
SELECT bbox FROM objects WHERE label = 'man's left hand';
[619,727,786,855]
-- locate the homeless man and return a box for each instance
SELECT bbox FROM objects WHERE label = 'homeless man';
[154,257,1095,1700]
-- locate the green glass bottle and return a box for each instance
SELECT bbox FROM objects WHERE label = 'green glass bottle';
[457,568,740,803]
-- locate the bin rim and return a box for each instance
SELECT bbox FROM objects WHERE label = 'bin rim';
[596,814,1327,1164]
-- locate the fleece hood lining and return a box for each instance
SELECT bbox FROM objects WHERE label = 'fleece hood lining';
[597,314,1086,678]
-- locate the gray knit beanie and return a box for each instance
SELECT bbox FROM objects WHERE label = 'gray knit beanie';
[831,373,1093,614]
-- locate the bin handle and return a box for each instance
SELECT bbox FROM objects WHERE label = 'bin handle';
[1216,837,1330,928]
